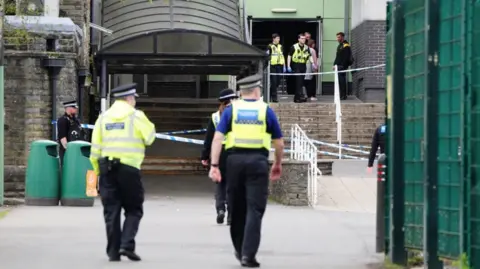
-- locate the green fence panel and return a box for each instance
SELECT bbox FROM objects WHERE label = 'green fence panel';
[436,0,465,259]
[468,0,480,266]
[402,0,426,250]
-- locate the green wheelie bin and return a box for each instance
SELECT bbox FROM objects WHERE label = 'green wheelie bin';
[25,140,60,206]
[61,141,95,207]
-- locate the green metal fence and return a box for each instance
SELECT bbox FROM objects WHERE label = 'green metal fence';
[387,0,480,267]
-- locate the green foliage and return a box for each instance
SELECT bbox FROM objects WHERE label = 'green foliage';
[452,253,470,269]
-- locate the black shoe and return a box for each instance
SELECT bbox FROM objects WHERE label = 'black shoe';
[216,210,225,224]
[108,255,121,262]
[241,256,260,267]
[119,249,141,261]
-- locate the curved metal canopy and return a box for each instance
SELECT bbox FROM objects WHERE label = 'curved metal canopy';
[95,29,267,75]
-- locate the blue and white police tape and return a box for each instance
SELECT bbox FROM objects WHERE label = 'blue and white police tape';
[317,150,367,160]
[160,129,206,135]
[51,120,95,129]
[341,144,370,150]
[310,139,370,155]
[270,64,385,76]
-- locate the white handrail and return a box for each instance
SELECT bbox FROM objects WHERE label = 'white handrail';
[290,124,320,207]
[333,65,343,159]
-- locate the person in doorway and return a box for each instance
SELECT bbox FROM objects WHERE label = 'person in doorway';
[57,100,86,165]
[209,74,284,267]
[266,33,285,103]
[367,124,386,173]
[201,88,238,225]
[287,34,313,103]
[304,32,312,42]
[333,32,353,100]
[90,83,156,262]
[305,39,318,101]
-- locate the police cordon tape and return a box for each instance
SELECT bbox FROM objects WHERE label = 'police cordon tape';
[269,64,386,76]
[52,122,368,159]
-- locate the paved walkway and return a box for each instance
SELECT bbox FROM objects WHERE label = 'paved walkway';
[0,174,383,269]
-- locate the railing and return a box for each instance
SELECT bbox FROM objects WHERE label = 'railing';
[290,124,321,207]
[333,65,343,159]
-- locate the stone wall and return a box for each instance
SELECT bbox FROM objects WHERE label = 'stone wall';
[269,160,310,206]
[3,19,82,201]
[60,0,91,68]
[351,20,386,102]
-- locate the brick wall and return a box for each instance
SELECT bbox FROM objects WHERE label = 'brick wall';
[351,20,386,102]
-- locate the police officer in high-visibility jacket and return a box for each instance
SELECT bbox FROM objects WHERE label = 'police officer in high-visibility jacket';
[201,88,238,225]
[266,33,286,103]
[89,83,156,262]
[209,74,284,267]
[287,33,312,103]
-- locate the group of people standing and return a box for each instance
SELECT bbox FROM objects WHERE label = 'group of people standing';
[267,31,353,102]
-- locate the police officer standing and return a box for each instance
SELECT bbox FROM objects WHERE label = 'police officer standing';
[333,32,353,100]
[287,34,312,103]
[89,83,156,262]
[209,74,284,267]
[57,100,86,165]
[266,33,286,103]
[367,124,386,173]
[201,88,238,225]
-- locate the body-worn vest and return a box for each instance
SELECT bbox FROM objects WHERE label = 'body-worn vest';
[269,44,285,65]
[291,43,310,64]
[225,100,271,150]
[63,115,86,142]
[211,111,226,144]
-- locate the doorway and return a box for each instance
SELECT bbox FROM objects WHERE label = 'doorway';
[249,18,321,95]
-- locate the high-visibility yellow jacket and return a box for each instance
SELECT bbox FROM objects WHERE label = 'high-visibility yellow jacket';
[89,100,156,175]
[211,110,227,145]
[291,43,310,64]
[269,44,285,65]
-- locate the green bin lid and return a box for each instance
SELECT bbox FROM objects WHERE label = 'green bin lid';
[68,141,91,146]
[32,140,58,146]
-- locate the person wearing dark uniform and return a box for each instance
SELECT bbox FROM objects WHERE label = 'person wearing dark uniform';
[367,124,386,173]
[201,88,238,225]
[287,34,311,103]
[333,32,353,100]
[57,100,86,165]
[208,74,284,267]
[89,83,156,262]
[266,33,286,103]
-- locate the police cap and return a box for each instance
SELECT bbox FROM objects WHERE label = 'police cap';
[63,100,78,108]
[237,74,263,91]
[111,83,139,98]
[218,88,238,101]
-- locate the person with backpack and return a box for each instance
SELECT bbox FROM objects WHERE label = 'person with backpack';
[333,32,354,100]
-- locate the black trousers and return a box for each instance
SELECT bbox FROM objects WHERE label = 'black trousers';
[269,65,283,100]
[305,77,316,98]
[215,150,228,213]
[293,64,306,100]
[338,66,347,98]
[99,163,144,257]
[59,146,65,166]
[226,152,269,258]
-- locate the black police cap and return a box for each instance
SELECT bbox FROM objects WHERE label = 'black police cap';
[111,83,139,98]
[63,100,78,108]
[218,88,238,101]
[237,74,263,90]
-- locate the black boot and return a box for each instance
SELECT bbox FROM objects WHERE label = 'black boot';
[119,249,141,261]
[216,210,225,224]
[241,256,260,267]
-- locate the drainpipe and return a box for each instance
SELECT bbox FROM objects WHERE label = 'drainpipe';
[344,0,350,41]
[77,69,90,121]
[42,58,66,141]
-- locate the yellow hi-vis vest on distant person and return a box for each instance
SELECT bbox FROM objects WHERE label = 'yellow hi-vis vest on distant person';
[225,100,271,150]
[89,100,156,175]
[291,43,310,64]
[211,111,226,144]
[269,44,285,65]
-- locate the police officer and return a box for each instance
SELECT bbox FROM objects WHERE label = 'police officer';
[57,100,86,165]
[209,74,284,267]
[333,32,353,100]
[201,88,238,225]
[266,33,286,103]
[287,34,312,103]
[89,83,156,262]
[367,124,386,173]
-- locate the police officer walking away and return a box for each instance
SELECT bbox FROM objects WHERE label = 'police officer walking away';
[287,34,311,103]
[266,33,285,103]
[367,124,386,173]
[201,88,238,225]
[57,100,85,165]
[209,74,284,267]
[333,32,353,100]
[89,83,156,262]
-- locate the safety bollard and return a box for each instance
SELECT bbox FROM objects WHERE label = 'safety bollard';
[376,154,386,253]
